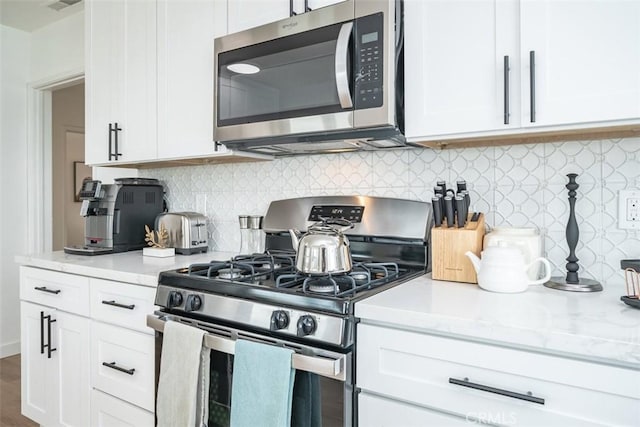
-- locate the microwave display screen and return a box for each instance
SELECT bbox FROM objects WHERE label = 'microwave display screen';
[361,32,378,44]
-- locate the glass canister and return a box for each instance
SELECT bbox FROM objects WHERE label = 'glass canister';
[248,215,265,254]
[238,215,251,254]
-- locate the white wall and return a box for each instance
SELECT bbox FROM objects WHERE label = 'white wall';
[30,12,84,83]
[0,25,31,357]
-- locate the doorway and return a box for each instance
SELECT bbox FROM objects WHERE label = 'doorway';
[51,82,85,250]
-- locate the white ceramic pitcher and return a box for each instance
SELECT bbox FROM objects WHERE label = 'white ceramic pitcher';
[465,243,551,293]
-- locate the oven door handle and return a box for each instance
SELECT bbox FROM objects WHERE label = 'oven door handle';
[146,315,346,381]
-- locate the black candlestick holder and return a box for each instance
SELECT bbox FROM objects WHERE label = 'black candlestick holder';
[544,173,602,292]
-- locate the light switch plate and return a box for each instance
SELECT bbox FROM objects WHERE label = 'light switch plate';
[618,190,640,229]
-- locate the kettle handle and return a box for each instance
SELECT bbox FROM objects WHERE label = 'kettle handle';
[527,257,552,285]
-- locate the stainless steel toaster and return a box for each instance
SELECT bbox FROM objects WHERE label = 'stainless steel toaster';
[154,212,208,254]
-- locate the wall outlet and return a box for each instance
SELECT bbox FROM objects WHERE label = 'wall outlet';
[618,190,640,229]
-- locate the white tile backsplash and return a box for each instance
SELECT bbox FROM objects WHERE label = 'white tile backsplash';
[145,137,640,288]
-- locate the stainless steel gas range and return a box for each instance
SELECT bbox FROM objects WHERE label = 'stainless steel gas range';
[147,195,432,426]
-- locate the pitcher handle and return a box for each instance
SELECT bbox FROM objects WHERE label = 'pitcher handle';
[527,257,551,285]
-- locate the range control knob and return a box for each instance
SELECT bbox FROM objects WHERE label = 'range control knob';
[270,310,290,331]
[184,294,202,312]
[166,291,183,309]
[296,315,317,337]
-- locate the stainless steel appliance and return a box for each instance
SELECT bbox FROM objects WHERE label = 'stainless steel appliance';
[147,195,432,426]
[214,0,411,156]
[155,212,208,254]
[64,178,164,255]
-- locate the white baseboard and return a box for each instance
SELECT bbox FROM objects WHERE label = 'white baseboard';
[0,341,20,358]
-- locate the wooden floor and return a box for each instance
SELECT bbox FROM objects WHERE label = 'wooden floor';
[0,355,37,427]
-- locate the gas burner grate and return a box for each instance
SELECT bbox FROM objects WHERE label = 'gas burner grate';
[276,262,400,296]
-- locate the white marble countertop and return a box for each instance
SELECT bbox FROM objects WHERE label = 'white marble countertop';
[16,250,235,287]
[355,274,640,369]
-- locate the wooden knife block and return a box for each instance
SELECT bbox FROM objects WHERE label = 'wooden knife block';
[431,213,485,284]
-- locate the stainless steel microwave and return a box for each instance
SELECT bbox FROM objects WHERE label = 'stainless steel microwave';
[214,0,408,155]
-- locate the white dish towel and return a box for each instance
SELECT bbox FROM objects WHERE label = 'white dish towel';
[157,320,211,427]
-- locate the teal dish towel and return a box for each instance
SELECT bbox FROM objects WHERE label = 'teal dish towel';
[230,340,295,427]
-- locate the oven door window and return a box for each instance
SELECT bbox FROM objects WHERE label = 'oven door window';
[206,349,345,427]
[217,22,353,127]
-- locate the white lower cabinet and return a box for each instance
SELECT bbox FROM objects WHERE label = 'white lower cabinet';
[91,389,155,427]
[20,267,156,426]
[359,392,470,426]
[357,323,640,426]
[20,268,91,427]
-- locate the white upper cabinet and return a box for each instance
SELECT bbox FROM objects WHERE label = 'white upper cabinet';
[405,0,640,142]
[520,0,640,127]
[156,0,228,159]
[307,0,346,11]
[85,0,157,165]
[404,0,519,137]
[227,0,293,34]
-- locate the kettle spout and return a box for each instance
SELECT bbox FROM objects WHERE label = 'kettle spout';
[288,229,301,253]
[465,251,481,274]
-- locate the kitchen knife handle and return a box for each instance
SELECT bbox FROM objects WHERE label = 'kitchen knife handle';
[456,180,467,193]
[504,55,510,125]
[455,196,466,228]
[432,197,443,227]
[444,196,454,228]
[529,50,536,123]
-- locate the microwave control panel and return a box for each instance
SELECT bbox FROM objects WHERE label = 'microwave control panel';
[354,13,383,110]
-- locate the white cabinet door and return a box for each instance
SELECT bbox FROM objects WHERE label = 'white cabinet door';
[20,302,90,427]
[85,0,125,165]
[156,0,227,159]
[359,392,470,427]
[404,0,520,139]
[56,310,91,427]
[520,0,640,127]
[85,0,157,166]
[307,0,345,11]
[21,302,56,425]
[227,0,292,34]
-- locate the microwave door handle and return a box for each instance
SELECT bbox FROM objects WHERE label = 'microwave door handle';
[335,22,353,109]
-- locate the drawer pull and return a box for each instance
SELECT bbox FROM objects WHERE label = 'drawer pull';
[449,377,545,405]
[102,361,135,376]
[102,300,135,310]
[34,286,61,294]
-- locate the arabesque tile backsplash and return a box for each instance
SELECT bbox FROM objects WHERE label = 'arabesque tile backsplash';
[146,137,640,288]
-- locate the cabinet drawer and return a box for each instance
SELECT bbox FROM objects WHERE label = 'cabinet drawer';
[91,389,154,427]
[357,324,640,426]
[20,267,90,316]
[91,322,155,411]
[90,278,156,334]
[359,392,469,426]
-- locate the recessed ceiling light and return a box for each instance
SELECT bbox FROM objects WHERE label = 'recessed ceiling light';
[227,63,260,74]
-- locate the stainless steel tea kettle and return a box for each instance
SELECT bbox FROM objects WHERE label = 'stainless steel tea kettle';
[289,218,354,275]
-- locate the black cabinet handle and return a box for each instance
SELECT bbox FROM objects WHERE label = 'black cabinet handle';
[449,377,545,405]
[289,0,297,16]
[108,123,114,160]
[34,286,61,295]
[503,55,510,125]
[304,0,311,12]
[101,300,135,310]
[113,122,122,160]
[102,361,135,375]
[529,50,536,123]
[40,311,45,354]
[44,314,56,359]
